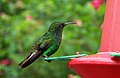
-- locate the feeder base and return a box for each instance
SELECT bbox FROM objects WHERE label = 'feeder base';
[69,52,120,78]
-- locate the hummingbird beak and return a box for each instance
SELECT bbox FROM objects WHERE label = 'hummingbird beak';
[64,22,77,26]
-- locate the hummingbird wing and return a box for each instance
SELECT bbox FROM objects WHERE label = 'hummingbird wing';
[19,38,52,69]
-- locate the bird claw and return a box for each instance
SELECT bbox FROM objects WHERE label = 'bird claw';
[45,60,51,63]
[43,56,52,63]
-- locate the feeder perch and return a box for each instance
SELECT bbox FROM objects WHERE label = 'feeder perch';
[44,54,87,61]
[68,0,120,78]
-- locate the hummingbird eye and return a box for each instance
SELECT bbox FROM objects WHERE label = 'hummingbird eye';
[59,25,62,27]
[58,24,64,28]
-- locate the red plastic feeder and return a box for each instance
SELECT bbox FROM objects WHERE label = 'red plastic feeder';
[68,0,120,78]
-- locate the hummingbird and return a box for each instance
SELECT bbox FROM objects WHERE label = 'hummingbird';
[19,22,76,69]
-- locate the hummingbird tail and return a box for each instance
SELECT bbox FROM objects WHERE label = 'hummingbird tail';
[19,51,42,69]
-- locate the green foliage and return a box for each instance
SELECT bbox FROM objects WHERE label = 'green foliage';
[0,0,105,78]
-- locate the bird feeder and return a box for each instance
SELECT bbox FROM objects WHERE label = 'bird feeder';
[68,0,120,78]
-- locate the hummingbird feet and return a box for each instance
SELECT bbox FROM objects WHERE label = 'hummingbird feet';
[43,56,51,63]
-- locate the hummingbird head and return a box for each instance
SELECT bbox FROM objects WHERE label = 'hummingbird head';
[48,22,76,32]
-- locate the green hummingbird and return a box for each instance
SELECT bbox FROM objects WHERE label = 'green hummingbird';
[19,22,76,69]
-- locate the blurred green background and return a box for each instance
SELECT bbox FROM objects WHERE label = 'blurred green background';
[0,0,105,78]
